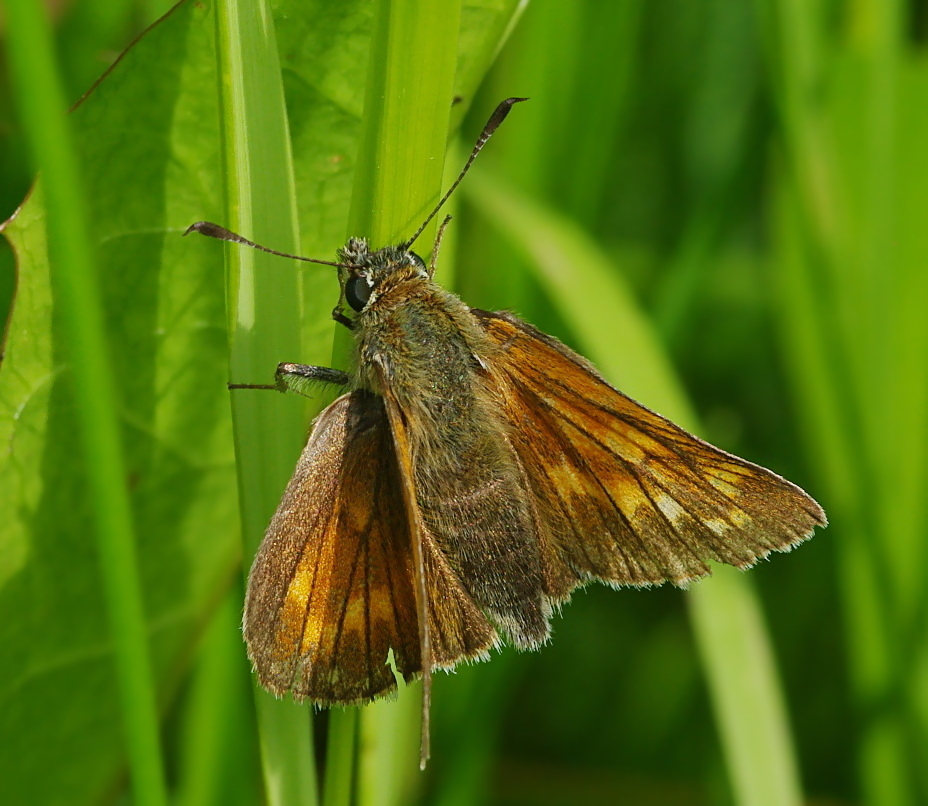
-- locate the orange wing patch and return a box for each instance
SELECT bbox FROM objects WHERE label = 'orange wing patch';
[244,392,420,704]
[474,310,826,595]
[244,390,497,706]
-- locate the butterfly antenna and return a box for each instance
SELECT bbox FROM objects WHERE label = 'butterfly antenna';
[184,221,350,269]
[400,97,528,251]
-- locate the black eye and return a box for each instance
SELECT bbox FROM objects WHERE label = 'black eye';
[409,252,426,269]
[345,274,373,312]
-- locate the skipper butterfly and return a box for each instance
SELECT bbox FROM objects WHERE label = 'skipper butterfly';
[188,98,826,766]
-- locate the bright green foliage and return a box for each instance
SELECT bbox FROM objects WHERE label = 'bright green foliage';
[1,7,234,804]
[2,0,925,805]
[0,0,523,803]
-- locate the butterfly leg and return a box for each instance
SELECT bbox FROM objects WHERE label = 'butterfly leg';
[331,305,355,330]
[273,363,350,398]
[229,363,349,397]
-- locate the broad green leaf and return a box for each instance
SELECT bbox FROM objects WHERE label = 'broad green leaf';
[1,7,229,803]
[0,0,525,802]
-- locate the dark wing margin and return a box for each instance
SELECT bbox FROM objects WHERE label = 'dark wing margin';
[473,309,827,594]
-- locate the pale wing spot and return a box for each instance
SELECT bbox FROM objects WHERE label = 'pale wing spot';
[655,493,687,525]
[708,473,742,497]
[343,501,373,533]
[729,508,753,529]
[272,558,317,657]
[298,601,328,656]
[609,433,647,464]
[616,482,652,517]
[705,518,731,536]
[546,460,582,491]
[286,561,313,602]
[366,592,399,628]
[343,597,370,631]
[295,536,337,655]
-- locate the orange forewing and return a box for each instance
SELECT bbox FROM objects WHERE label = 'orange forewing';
[243,390,496,706]
[474,309,826,595]
[243,392,418,703]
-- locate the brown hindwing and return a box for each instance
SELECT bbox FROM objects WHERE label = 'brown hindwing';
[377,376,501,674]
[473,309,827,595]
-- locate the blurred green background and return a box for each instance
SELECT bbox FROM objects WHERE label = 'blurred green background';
[2,0,926,804]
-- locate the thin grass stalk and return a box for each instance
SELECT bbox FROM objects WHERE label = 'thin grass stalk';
[214,0,317,802]
[759,1,918,802]
[177,590,255,806]
[849,4,916,803]
[323,710,358,806]
[345,0,463,798]
[3,0,167,803]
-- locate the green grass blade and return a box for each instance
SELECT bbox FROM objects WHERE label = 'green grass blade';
[466,168,806,806]
[346,0,463,793]
[0,4,242,800]
[347,0,463,247]
[213,0,317,802]
[689,570,804,806]
[3,1,168,804]
[323,710,358,806]
[177,589,260,806]
[760,1,926,802]
[357,696,423,806]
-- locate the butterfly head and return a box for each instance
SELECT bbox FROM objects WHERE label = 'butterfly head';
[336,237,428,315]
[185,98,527,337]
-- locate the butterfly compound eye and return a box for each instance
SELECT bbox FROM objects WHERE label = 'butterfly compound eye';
[345,274,373,312]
